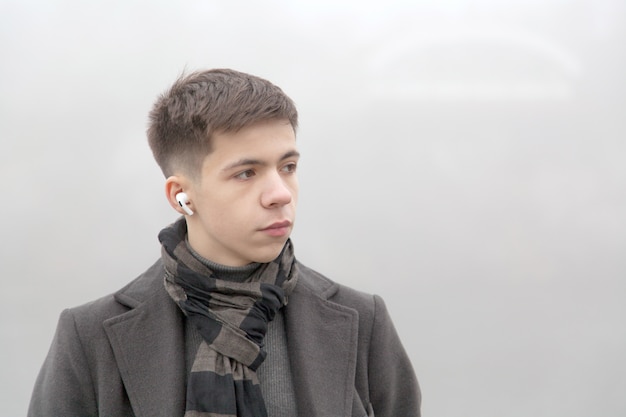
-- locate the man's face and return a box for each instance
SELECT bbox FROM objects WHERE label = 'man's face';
[185,119,299,266]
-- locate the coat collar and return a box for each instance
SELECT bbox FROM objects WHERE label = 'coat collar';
[101,260,359,417]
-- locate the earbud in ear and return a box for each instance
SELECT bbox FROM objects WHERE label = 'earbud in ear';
[175,192,194,215]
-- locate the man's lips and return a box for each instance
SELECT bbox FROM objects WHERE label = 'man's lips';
[260,221,292,237]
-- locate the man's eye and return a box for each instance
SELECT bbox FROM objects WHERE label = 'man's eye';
[234,169,255,180]
[281,163,297,173]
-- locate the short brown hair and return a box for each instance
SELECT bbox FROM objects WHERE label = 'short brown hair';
[147,68,298,178]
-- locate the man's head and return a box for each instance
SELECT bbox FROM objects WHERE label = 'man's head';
[147,68,298,179]
[148,69,300,266]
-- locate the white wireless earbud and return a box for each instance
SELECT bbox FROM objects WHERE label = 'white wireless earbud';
[175,192,194,215]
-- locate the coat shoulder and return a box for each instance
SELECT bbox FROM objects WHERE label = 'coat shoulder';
[67,259,165,331]
[295,261,378,325]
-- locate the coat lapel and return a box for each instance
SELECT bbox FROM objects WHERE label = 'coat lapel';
[103,270,186,417]
[286,271,360,416]
[99,261,361,416]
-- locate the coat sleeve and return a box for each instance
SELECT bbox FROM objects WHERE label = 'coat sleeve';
[368,295,421,417]
[28,308,98,417]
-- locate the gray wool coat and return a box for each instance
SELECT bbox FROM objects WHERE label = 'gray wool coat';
[28,261,421,417]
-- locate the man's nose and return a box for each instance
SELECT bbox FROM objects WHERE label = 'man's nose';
[261,173,293,208]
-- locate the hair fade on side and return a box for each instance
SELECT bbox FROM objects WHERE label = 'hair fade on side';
[147,68,298,178]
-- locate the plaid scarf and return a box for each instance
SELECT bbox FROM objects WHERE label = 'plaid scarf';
[159,218,299,417]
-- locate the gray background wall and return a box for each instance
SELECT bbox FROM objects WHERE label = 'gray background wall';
[1,1,625,416]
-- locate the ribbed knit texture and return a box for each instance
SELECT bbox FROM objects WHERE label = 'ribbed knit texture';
[184,241,298,417]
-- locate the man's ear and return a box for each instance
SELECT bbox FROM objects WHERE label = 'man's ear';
[165,176,193,216]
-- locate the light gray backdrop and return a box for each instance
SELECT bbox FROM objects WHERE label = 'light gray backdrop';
[1,1,625,416]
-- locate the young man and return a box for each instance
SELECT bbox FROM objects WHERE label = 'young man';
[28,69,420,417]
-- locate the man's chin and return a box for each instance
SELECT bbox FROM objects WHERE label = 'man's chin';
[249,241,289,264]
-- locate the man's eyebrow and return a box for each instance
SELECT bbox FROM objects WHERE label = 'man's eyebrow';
[280,150,301,161]
[222,158,264,172]
[222,150,300,172]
